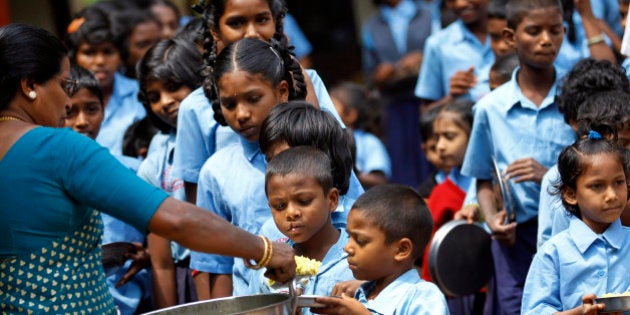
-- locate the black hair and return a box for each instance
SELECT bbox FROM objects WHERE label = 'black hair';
[122,116,159,158]
[137,38,204,133]
[554,137,629,218]
[351,184,433,260]
[114,8,161,76]
[206,37,306,126]
[70,64,104,106]
[329,81,384,138]
[435,97,474,135]
[575,91,630,140]
[198,0,290,119]
[260,101,352,195]
[488,0,508,19]
[175,17,206,47]
[65,5,125,63]
[506,0,563,30]
[0,23,68,110]
[490,52,519,87]
[557,58,630,124]
[265,146,334,195]
[420,103,444,142]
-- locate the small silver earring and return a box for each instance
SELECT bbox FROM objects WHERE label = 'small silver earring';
[28,91,37,100]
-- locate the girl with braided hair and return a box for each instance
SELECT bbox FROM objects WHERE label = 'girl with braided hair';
[188,37,312,298]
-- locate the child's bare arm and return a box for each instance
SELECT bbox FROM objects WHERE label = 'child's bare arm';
[574,0,617,63]
[312,294,372,315]
[504,157,548,184]
[478,179,517,246]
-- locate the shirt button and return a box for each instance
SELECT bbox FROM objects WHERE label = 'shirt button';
[598,270,605,277]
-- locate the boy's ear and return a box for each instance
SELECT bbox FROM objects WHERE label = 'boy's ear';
[563,188,578,206]
[502,27,516,49]
[393,237,413,262]
[327,188,339,214]
[276,80,290,103]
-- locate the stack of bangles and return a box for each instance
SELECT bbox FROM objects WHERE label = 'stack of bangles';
[244,235,273,270]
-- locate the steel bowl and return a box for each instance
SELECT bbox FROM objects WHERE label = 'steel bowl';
[594,295,630,313]
[143,293,293,315]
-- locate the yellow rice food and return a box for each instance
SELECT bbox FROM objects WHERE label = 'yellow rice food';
[267,255,321,286]
[600,291,630,298]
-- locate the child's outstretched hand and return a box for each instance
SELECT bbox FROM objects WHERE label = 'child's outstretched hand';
[331,280,365,297]
[504,157,548,184]
[311,294,372,315]
[116,242,150,287]
[454,204,481,224]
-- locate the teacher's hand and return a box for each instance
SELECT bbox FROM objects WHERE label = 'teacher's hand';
[263,242,296,283]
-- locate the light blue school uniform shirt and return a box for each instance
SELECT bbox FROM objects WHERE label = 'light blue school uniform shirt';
[377,0,417,54]
[414,19,495,102]
[522,218,630,314]
[171,87,238,184]
[461,68,575,223]
[355,269,449,315]
[248,230,354,315]
[283,13,313,59]
[354,129,391,178]
[537,164,567,249]
[96,72,146,157]
[138,131,190,263]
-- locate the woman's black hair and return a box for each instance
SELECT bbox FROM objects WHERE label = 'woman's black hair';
[575,91,630,140]
[557,58,630,125]
[137,38,204,133]
[329,82,385,139]
[435,97,474,135]
[65,4,125,63]
[0,23,68,110]
[70,64,104,106]
[260,100,353,195]
[205,37,306,126]
[554,135,629,218]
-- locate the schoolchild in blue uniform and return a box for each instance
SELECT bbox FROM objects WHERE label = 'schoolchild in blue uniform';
[554,0,617,74]
[136,37,208,309]
[248,147,355,315]
[362,0,432,187]
[537,59,630,249]
[330,82,391,189]
[172,0,344,204]
[460,0,575,313]
[64,64,150,315]
[522,134,630,314]
[188,38,313,297]
[66,5,146,167]
[256,101,365,243]
[414,0,495,106]
[314,185,448,315]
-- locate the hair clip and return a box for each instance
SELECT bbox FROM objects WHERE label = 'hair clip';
[67,17,85,34]
[588,130,603,140]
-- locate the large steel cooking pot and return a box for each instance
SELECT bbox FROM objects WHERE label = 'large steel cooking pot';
[143,293,293,315]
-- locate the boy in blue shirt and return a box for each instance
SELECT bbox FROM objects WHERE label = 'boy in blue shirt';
[248,146,355,315]
[414,0,495,107]
[460,0,575,313]
[314,184,448,315]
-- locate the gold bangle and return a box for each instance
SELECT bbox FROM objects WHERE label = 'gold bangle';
[587,34,605,46]
[244,235,272,270]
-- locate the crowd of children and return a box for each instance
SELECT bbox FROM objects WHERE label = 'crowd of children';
[15,0,630,313]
